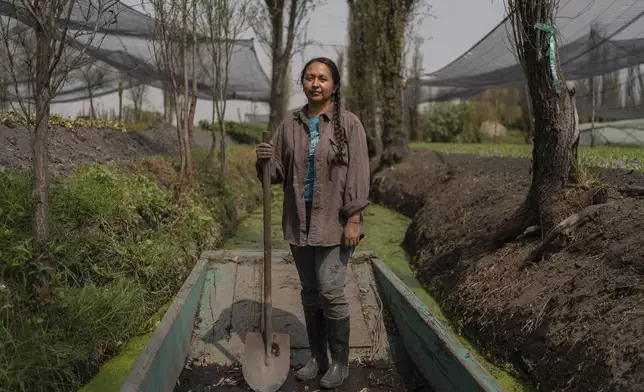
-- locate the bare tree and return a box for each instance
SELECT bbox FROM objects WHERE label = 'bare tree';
[494,0,579,245]
[0,1,115,257]
[78,63,107,118]
[200,0,252,176]
[149,0,199,192]
[251,0,316,134]
[128,83,148,121]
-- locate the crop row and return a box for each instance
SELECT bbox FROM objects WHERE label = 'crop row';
[411,142,644,172]
[1,111,126,131]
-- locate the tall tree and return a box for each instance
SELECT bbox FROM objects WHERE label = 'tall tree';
[149,0,199,193]
[347,0,380,160]
[252,0,315,134]
[495,0,579,244]
[0,0,116,303]
[78,63,106,118]
[407,35,423,141]
[201,0,252,176]
[128,83,148,121]
[375,0,418,167]
[0,1,115,251]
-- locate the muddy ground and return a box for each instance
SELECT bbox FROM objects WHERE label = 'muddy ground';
[370,149,644,392]
[0,124,220,175]
[174,302,430,392]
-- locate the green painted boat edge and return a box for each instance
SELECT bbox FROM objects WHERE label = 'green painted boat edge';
[119,258,209,392]
[371,257,506,392]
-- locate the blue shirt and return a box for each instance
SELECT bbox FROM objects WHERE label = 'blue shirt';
[304,116,320,203]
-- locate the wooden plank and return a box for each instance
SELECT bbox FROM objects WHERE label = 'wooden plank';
[371,258,505,392]
[189,262,237,366]
[345,266,375,348]
[224,263,262,363]
[120,259,209,392]
[270,262,307,348]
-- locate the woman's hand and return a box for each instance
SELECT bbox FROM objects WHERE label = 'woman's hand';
[256,142,273,160]
[343,217,362,248]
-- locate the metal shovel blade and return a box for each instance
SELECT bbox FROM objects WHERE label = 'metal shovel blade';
[242,331,291,392]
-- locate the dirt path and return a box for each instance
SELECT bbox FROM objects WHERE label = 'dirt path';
[371,149,644,392]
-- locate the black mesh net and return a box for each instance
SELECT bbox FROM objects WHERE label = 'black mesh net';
[0,0,271,104]
[406,0,644,120]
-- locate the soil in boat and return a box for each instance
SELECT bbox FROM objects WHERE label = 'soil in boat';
[174,190,430,392]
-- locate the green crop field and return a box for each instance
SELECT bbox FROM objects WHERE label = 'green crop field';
[410,142,644,172]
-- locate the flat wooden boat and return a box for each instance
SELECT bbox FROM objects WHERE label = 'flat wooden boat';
[119,249,505,392]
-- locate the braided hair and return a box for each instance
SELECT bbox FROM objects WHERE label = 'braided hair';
[299,57,347,163]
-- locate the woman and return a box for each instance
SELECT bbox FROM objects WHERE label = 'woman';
[255,57,370,388]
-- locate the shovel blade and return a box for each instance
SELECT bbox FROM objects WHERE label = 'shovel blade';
[242,332,291,392]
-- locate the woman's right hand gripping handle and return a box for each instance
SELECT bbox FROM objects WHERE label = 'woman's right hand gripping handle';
[256,142,273,160]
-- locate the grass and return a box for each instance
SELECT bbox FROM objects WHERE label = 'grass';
[78,302,170,392]
[0,145,260,392]
[411,142,644,171]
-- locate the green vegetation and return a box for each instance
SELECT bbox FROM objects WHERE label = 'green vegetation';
[198,119,265,144]
[224,185,288,250]
[412,142,644,171]
[1,111,127,131]
[0,146,260,392]
[419,98,529,145]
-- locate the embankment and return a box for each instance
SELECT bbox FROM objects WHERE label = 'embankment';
[0,124,219,176]
[0,124,262,392]
[370,149,644,392]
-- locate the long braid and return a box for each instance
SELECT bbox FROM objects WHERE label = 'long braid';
[332,88,348,162]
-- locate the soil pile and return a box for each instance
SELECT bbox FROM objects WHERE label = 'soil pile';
[371,149,644,392]
[0,124,218,175]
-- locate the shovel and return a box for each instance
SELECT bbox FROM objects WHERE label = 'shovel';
[242,131,291,392]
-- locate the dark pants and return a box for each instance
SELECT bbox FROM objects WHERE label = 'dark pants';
[290,244,352,320]
[291,202,352,320]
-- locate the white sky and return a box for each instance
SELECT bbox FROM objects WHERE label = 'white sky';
[50,0,507,122]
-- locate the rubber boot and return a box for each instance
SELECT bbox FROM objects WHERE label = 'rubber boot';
[296,307,329,381]
[319,316,350,388]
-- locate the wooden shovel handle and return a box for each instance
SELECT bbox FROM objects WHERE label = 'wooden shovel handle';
[261,131,273,358]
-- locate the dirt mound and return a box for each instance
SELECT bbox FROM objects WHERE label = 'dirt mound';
[371,149,644,392]
[0,124,218,175]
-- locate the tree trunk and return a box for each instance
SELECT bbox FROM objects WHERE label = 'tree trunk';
[378,1,409,167]
[265,0,285,135]
[267,51,285,134]
[495,4,577,245]
[33,0,51,253]
[520,85,533,144]
[208,102,217,164]
[590,76,596,147]
[219,116,227,177]
[408,106,422,141]
[88,88,95,118]
[118,74,123,121]
[347,0,380,160]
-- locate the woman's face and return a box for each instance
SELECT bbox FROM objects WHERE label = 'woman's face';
[302,62,335,104]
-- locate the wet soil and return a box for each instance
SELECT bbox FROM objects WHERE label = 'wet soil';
[174,272,430,392]
[370,149,644,392]
[173,361,426,392]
